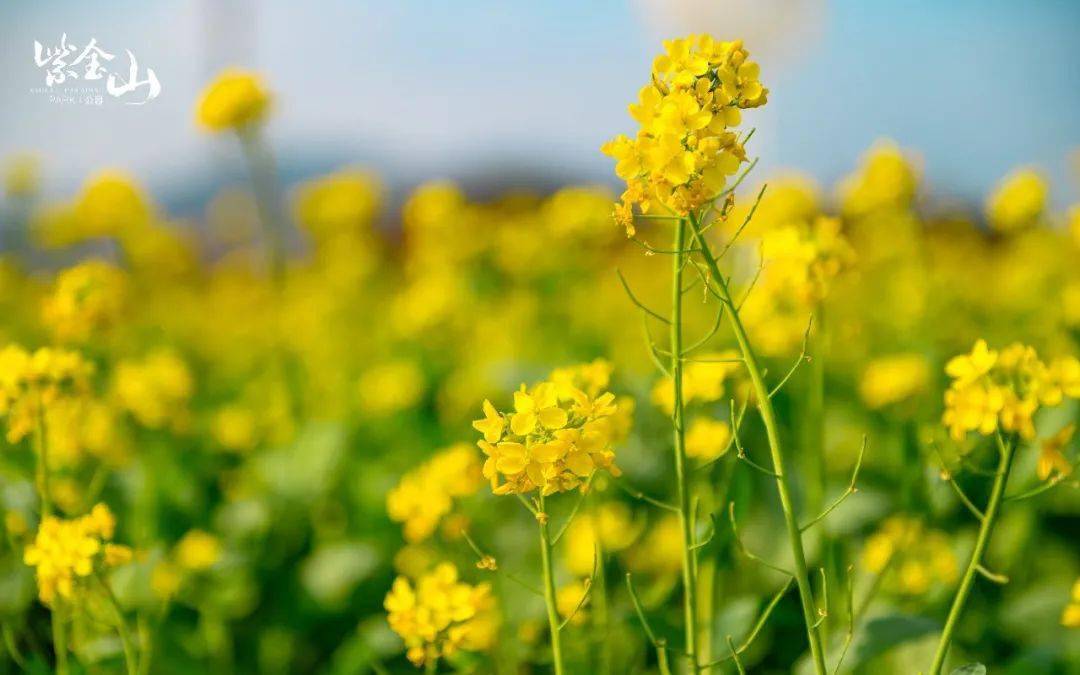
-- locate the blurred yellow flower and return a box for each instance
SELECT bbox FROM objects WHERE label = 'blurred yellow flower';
[387,444,484,543]
[1063,578,1080,628]
[175,529,221,571]
[1037,424,1075,481]
[75,170,154,239]
[860,516,957,596]
[859,354,930,409]
[564,502,638,575]
[111,349,193,430]
[42,260,128,343]
[356,359,425,417]
[294,168,382,244]
[986,168,1047,232]
[837,140,919,218]
[0,345,94,443]
[196,69,272,132]
[556,579,591,626]
[23,503,131,605]
[684,416,732,461]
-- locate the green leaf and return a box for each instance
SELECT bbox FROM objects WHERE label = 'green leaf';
[845,614,939,669]
[950,664,987,675]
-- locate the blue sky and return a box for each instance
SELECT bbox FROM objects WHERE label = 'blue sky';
[1,0,1078,208]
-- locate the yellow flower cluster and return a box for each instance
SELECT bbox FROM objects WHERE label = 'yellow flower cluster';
[195,69,272,133]
[42,260,128,343]
[1062,578,1080,628]
[472,377,624,496]
[387,444,485,542]
[985,168,1047,233]
[651,349,741,415]
[384,562,495,667]
[602,35,767,231]
[0,345,93,443]
[111,349,194,430]
[22,503,132,604]
[942,340,1080,441]
[861,516,958,596]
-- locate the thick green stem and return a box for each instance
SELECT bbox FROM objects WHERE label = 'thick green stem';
[52,609,69,675]
[687,212,828,675]
[538,496,566,675]
[671,218,700,669]
[929,435,1017,675]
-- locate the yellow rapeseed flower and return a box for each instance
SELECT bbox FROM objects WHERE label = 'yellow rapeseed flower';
[384,562,495,667]
[859,354,930,409]
[195,69,272,132]
[22,503,131,605]
[473,375,625,497]
[942,339,1080,441]
[294,168,382,244]
[684,417,732,461]
[0,344,94,443]
[602,35,767,231]
[387,444,484,543]
[860,516,957,596]
[111,349,193,430]
[1063,578,1080,628]
[986,168,1047,233]
[42,260,128,343]
[174,529,221,571]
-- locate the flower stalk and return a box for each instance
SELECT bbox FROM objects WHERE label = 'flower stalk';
[687,210,829,675]
[928,433,1018,674]
[537,496,567,675]
[670,218,700,669]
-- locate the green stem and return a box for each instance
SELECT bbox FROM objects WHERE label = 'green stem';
[928,435,1017,675]
[98,574,139,675]
[657,643,673,675]
[593,524,612,675]
[670,218,700,669]
[425,657,437,675]
[52,608,69,675]
[538,495,566,675]
[687,212,828,675]
[33,405,52,517]
[1,621,26,668]
[237,128,288,284]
